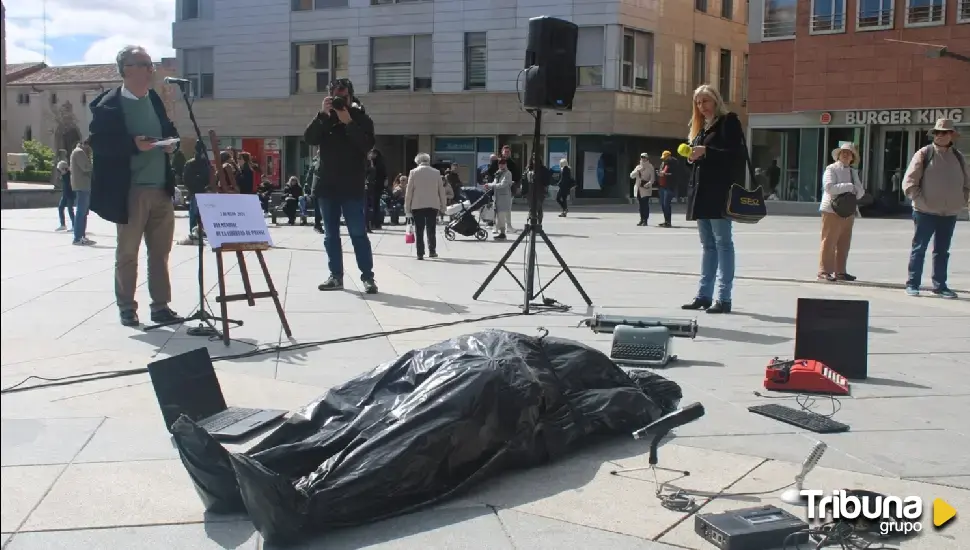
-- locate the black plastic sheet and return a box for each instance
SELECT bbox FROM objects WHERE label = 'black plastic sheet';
[172,330,681,544]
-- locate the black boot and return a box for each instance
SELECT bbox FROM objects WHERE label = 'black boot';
[707,301,732,314]
[681,298,712,310]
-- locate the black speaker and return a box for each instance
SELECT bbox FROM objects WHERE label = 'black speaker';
[523,16,578,111]
[793,298,869,380]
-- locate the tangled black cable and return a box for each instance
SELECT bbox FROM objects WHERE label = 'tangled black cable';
[783,521,886,549]
[0,309,562,395]
[654,474,797,513]
[753,391,843,418]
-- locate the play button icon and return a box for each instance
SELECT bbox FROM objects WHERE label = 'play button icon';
[933,498,957,528]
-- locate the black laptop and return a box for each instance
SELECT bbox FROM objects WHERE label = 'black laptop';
[147,347,286,441]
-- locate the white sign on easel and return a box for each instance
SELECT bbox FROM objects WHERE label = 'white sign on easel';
[195,193,273,249]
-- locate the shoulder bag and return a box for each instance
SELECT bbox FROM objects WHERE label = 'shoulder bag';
[724,130,767,224]
[830,169,859,219]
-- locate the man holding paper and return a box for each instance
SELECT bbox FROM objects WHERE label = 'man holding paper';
[89,45,181,327]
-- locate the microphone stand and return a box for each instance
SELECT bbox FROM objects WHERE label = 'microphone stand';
[144,82,241,336]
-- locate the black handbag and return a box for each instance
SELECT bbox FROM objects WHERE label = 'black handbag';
[831,192,858,218]
[830,170,860,218]
[724,132,767,224]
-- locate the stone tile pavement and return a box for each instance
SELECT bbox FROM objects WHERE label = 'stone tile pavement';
[1,207,968,549]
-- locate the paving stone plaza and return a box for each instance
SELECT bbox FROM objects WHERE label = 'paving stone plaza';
[1,206,968,549]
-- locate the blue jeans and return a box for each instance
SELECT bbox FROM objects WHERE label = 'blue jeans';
[298,196,309,217]
[188,196,199,234]
[320,197,374,281]
[659,187,674,224]
[696,218,735,302]
[907,211,957,290]
[73,190,91,242]
[58,194,75,227]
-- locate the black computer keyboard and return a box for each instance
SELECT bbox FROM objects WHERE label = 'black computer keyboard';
[611,343,666,362]
[201,407,259,432]
[748,404,850,434]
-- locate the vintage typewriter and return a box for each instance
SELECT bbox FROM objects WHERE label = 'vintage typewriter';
[610,325,672,367]
[763,358,850,396]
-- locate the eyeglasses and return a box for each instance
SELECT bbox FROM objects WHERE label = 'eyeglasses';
[125,61,154,70]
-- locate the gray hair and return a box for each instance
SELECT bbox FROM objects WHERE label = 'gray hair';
[116,45,147,77]
[414,153,431,165]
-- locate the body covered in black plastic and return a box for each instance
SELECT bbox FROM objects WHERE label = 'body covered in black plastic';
[172,330,681,543]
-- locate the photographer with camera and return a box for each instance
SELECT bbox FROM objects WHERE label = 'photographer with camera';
[303,78,378,294]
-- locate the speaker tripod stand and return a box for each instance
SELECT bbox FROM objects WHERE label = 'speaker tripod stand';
[144,83,241,337]
[472,109,592,314]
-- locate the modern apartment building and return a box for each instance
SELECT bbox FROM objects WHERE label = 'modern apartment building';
[170,0,748,197]
[747,0,969,209]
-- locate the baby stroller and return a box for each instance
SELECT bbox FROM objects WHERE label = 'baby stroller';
[456,186,495,227]
[444,187,493,241]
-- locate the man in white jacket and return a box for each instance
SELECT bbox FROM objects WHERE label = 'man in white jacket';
[631,153,655,226]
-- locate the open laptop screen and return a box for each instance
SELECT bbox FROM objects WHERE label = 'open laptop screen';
[147,347,228,430]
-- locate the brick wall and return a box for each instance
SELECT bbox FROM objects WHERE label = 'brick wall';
[749,0,970,113]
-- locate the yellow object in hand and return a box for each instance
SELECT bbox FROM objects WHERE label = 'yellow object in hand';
[677,143,693,158]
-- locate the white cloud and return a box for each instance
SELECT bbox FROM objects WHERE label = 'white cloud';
[4,0,174,65]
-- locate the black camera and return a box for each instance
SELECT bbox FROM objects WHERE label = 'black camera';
[331,96,347,111]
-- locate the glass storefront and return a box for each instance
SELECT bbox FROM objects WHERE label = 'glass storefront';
[432,137,494,184]
[751,126,866,202]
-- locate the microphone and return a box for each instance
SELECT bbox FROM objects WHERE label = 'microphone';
[676,143,692,158]
[780,441,827,505]
[631,402,705,466]
[164,77,191,86]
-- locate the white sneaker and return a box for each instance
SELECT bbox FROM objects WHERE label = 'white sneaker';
[55,225,67,232]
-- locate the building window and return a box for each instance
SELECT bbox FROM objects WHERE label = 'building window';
[576,26,604,88]
[741,53,748,106]
[292,0,349,9]
[763,0,797,39]
[181,0,199,19]
[17,93,30,105]
[858,0,894,30]
[811,0,846,33]
[292,41,349,94]
[692,42,706,90]
[959,0,970,23]
[696,0,708,11]
[50,93,58,105]
[464,33,487,90]
[906,0,945,25]
[719,49,732,103]
[621,29,653,92]
[722,0,734,18]
[371,0,428,4]
[24,126,32,142]
[371,35,432,92]
[182,48,214,98]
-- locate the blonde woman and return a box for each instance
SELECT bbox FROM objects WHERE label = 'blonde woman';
[681,84,744,314]
[556,157,574,216]
[818,142,864,282]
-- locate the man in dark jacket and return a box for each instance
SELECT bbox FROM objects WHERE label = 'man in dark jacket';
[304,78,378,293]
[89,45,181,327]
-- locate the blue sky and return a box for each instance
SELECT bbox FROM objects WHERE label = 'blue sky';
[5,0,175,65]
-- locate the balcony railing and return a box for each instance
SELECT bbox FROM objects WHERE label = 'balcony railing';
[906,2,945,25]
[959,0,970,22]
[762,18,796,39]
[858,6,894,29]
[811,12,846,33]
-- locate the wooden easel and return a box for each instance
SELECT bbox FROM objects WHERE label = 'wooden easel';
[213,242,292,346]
[205,129,290,346]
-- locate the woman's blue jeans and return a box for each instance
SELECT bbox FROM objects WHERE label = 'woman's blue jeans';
[58,194,75,227]
[696,218,735,302]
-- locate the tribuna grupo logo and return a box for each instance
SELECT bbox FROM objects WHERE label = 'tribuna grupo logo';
[803,490,923,536]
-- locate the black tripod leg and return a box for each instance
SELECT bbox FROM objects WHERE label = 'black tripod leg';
[523,224,538,314]
[472,227,530,300]
[535,227,593,306]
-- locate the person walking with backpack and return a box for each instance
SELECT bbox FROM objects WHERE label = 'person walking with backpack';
[901,118,969,299]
